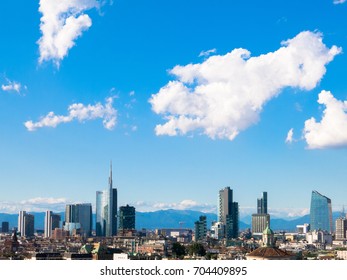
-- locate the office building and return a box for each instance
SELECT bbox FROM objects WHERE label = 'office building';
[64,203,92,237]
[257,192,267,214]
[119,204,136,230]
[18,211,35,237]
[1,221,9,233]
[194,215,207,242]
[96,162,118,237]
[310,190,333,233]
[218,186,239,239]
[44,211,61,238]
[252,192,270,234]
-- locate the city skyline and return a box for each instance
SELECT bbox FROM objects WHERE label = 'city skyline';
[1,1,347,218]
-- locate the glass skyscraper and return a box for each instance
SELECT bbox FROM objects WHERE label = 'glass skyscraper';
[310,190,333,233]
[64,203,92,237]
[218,187,239,239]
[96,162,118,237]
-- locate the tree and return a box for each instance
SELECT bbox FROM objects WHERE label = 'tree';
[188,242,206,256]
[171,242,186,259]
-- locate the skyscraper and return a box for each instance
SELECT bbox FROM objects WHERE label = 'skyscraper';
[257,192,267,214]
[310,190,333,233]
[218,187,239,239]
[18,211,34,237]
[118,204,136,230]
[252,192,270,234]
[64,203,92,237]
[44,211,61,238]
[96,162,118,237]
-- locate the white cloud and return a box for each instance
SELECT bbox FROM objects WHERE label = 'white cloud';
[0,197,71,214]
[199,48,217,57]
[1,80,23,93]
[24,97,117,131]
[333,0,346,4]
[149,31,341,141]
[37,0,100,65]
[285,128,294,144]
[304,90,347,149]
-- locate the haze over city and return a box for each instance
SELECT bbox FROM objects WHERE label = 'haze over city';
[1,0,347,219]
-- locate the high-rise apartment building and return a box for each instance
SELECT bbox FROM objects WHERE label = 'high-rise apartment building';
[96,162,118,237]
[18,211,34,237]
[194,215,207,242]
[252,192,270,234]
[310,190,333,233]
[118,204,136,230]
[218,187,239,239]
[44,211,61,238]
[64,203,92,237]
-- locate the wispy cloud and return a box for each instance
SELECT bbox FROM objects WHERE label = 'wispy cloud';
[199,48,217,57]
[149,31,341,141]
[37,0,101,66]
[333,0,346,4]
[304,90,347,149]
[285,128,294,144]
[1,79,25,94]
[24,97,117,131]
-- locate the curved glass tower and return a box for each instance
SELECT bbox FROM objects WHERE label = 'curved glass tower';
[310,190,332,233]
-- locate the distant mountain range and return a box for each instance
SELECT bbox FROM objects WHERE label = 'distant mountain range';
[0,210,343,232]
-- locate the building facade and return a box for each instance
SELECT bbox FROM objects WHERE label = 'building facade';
[1,221,9,233]
[44,211,61,238]
[252,214,270,234]
[96,162,118,237]
[218,187,239,239]
[335,217,347,241]
[310,190,333,233]
[64,203,92,237]
[18,211,34,237]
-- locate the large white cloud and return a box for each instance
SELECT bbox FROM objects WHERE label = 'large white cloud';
[24,97,117,131]
[38,0,100,65]
[304,90,347,149]
[149,31,341,140]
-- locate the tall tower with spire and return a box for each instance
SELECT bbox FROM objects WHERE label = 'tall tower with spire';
[96,161,118,237]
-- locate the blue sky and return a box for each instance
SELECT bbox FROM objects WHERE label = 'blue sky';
[0,0,347,218]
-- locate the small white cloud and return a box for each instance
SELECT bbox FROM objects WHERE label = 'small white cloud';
[199,48,217,57]
[37,0,100,65]
[304,90,347,149]
[129,91,135,96]
[333,0,346,4]
[149,31,341,141]
[1,80,23,93]
[285,128,294,144]
[24,97,117,131]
